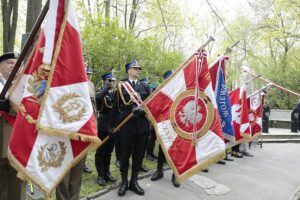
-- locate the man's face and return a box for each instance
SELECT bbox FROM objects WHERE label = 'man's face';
[105,79,116,89]
[128,67,141,79]
[0,58,16,80]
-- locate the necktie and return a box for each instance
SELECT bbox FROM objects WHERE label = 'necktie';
[132,81,136,89]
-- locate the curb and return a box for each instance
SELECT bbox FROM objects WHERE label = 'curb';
[81,167,171,200]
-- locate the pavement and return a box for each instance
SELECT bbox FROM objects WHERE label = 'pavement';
[91,143,300,200]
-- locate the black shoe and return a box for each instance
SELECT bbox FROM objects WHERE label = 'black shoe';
[146,154,155,161]
[224,157,234,161]
[97,176,106,186]
[232,152,243,158]
[129,181,145,195]
[202,168,209,173]
[83,165,92,173]
[115,160,121,168]
[217,160,226,165]
[151,170,164,181]
[118,182,128,196]
[171,174,180,188]
[104,173,117,182]
[242,151,254,157]
[140,165,148,173]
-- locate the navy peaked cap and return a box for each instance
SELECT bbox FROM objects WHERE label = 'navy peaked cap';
[163,70,174,79]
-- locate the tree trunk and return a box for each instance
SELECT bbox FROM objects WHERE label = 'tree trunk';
[124,0,128,29]
[2,0,18,53]
[129,0,138,29]
[26,0,42,33]
[105,0,111,26]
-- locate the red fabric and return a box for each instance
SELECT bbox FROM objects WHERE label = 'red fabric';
[168,137,197,175]
[146,92,173,123]
[145,49,224,179]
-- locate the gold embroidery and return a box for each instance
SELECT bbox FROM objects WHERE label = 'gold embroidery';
[19,104,37,124]
[38,141,67,172]
[52,92,87,123]
[169,89,214,140]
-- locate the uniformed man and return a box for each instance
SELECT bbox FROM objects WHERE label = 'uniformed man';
[296,98,300,131]
[0,52,26,200]
[110,60,151,196]
[151,70,180,187]
[95,72,117,186]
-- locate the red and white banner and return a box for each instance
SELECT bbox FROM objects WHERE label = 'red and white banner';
[247,92,263,137]
[144,49,225,183]
[229,86,251,144]
[8,0,99,194]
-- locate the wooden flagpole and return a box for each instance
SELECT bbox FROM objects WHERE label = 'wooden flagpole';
[98,36,216,148]
[245,71,300,97]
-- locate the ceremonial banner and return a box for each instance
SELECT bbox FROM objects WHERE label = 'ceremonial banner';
[247,92,263,138]
[229,86,251,144]
[8,0,99,194]
[209,56,235,147]
[144,49,225,183]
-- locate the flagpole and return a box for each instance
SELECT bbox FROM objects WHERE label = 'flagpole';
[247,83,273,99]
[223,41,240,55]
[0,0,49,99]
[245,71,300,97]
[99,38,217,148]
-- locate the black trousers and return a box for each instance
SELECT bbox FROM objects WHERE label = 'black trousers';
[262,119,269,133]
[114,132,121,161]
[120,130,147,175]
[232,144,240,152]
[156,145,166,170]
[95,131,115,176]
[146,128,157,156]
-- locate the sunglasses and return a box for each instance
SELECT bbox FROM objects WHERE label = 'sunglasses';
[132,67,141,71]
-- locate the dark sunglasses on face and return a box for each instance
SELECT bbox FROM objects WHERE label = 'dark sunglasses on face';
[132,67,141,71]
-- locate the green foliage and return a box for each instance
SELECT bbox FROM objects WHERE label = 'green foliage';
[79,4,184,89]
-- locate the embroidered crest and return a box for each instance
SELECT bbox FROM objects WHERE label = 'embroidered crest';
[38,141,67,172]
[170,89,214,140]
[52,92,87,123]
[27,64,50,101]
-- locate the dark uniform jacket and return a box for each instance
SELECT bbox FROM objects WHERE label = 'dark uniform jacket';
[96,85,115,133]
[110,79,151,134]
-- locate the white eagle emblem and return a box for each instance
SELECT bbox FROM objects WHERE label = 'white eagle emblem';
[179,100,203,127]
[231,104,241,124]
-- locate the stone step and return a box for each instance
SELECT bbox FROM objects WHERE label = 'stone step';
[261,139,300,143]
[261,134,300,139]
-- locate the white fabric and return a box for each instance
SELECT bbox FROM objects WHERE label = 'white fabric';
[26,133,73,190]
[161,70,186,101]
[240,123,250,133]
[204,83,217,108]
[43,0,59,65]
[9,75,31,106]
[195,130,225,164]
[39,82,93,131]
[67,0,79,32]
[156,120,177,151]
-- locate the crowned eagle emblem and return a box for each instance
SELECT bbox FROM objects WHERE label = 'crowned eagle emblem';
[179,100,203,127]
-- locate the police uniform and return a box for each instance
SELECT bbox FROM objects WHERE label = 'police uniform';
[95,72,117,186]
[110,60,151,196]
[0,52,26,200]
[150,70,180,188]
